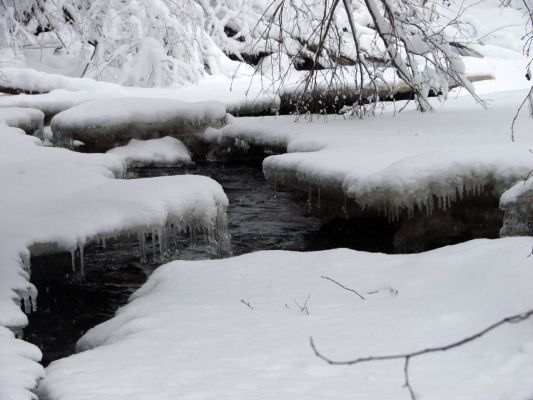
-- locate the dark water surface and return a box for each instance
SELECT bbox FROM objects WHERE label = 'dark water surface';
[26,161,322,365]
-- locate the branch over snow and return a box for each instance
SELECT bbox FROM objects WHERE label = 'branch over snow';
[310,308,533,399]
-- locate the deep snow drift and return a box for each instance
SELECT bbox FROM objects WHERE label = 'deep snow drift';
[39,238,533,400]
[0,115,229,400]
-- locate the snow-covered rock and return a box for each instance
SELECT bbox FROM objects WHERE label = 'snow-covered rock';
[499,178,533,236]
[0,107,44,135]
[0,111,229,400]
[107,137,192,167]
[51,97,227,152]
[39,238,533,400]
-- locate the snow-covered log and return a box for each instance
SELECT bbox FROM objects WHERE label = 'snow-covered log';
[51,97,227,152]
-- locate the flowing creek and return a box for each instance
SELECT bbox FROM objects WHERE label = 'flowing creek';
[24,159,503,366]
[25,160,323,365]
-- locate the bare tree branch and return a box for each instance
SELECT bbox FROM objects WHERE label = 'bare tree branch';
[310,308,533,399]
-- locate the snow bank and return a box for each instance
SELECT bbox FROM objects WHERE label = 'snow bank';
[0,90,116,121]
[107,137,192,167]
[39,238,533,400]
[0,68,122,94]
[51,97,227,152]
[0,108,44,135]
[206,90,533,220]
[0,112,229,400]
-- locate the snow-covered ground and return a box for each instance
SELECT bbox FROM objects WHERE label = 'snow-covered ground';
[0,114,228,400]
[38,238,533,400]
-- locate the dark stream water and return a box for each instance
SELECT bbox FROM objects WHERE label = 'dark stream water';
[24,160,503,366]
[25,161,323,365]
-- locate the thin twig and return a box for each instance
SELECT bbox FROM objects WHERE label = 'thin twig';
[240,299,254,310]
[321,275,365,300]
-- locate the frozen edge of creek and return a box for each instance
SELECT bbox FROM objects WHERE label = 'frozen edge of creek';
[0,114,229,400]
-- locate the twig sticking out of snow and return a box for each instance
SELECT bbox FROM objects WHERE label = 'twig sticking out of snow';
[240,299,254,310]
[293,293,311,315]
[310,308,533,400]
[321,275,365,300]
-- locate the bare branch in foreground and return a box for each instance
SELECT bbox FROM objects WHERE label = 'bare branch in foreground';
[310,308,533,400]
[321,275,365,300]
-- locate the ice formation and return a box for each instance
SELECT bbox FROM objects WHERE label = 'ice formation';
[499,178,533,236]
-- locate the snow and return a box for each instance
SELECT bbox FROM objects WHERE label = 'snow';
[38,238,533,400]
[204,89,533,219]
[107,137,192,167]
[0,90,117,121]
[0,112,229,400]
[51,97,227,152]
[0,108,44,135]
[0,68,123,94]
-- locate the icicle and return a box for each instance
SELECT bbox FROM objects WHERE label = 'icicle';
[317,188,321,212]
[307,185,312,216]
[342,196,348,220]
[79,244,85,276]
[158,227,164,257]
[70,249,76,272]
[28,284,38,312]
[151,229,156,260]
[273,178,277,208]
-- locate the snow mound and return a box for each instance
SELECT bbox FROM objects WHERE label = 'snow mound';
[39,238,533,400]
[51,97,227,152]
[107,137,192,167]
[0,108,44,135]
[0,114,229,400]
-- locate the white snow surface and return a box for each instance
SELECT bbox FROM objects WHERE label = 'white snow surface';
[0,115,228,400]
[107,137,192,166]
[206,89,533,217]
[0,107,44,134]
[39,238,533,400]
[52,97,226,131]
[500,177,533,207]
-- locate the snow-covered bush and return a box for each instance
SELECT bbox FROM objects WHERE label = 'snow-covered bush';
[0,0,530,112]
